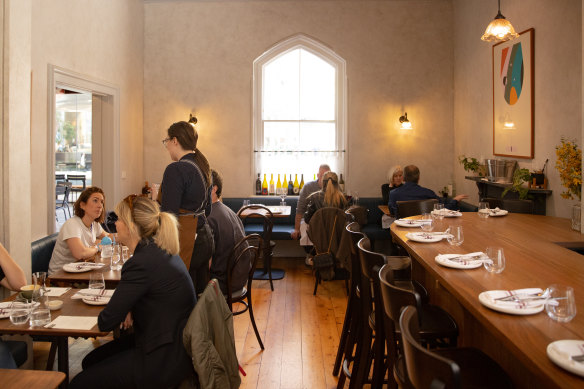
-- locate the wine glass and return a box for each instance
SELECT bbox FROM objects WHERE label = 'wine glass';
[111,244,122,271]
[420,213,434,232]
[447,226,464,246]
[278,187,287,206]
[545,285,577,322]
[484,246,505,273]
[89,273,105,292]
[478,202,490,219]
[433,203,445,221]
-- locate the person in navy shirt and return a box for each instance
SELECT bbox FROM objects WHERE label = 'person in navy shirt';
[388,165,468,217]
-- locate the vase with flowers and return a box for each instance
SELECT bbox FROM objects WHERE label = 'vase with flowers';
[555,138,582,230]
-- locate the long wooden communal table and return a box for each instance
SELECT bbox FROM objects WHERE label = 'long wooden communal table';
[390,213,584,388]
[0,289,109,388]
[48,256,121,288]
[0,369,66,388]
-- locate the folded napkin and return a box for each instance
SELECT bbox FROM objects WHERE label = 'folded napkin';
[71,289,115,300]
[382,215,395,229]
[446,252,490,264]
[0,302,11,309]
[397,218,420,224]
[485,288,545,309]
[44,287,71,297]
[45,315,98,330]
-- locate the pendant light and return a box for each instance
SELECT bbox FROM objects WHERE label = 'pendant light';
[481,0,519,42]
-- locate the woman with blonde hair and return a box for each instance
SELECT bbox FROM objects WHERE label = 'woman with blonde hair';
[304,171,348,224]
[381,165,404,204]
[70,195,196,389]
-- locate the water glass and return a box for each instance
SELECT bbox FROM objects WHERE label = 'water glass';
[433,203,445,220]
[243,199,250,207]
[101,244,113,259]
[111,244,122,271]
[122,246,130,263]
[420,213,434,232]
[89,273,105,291]
[484,246,506,273]
[478,202,490,219]
[9,298,31,325]
[30,296,51,327]
[545,285,577,322]
[353,192,360,205]
[447,226,464,246]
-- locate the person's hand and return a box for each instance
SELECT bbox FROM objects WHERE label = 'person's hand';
[291,229,300,240]
[120,312,133,330]
[453,194,469,202]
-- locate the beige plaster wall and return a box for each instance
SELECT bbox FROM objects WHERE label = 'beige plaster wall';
[30,0,145,239]
[453,0,582,218]
[144,0,454,198]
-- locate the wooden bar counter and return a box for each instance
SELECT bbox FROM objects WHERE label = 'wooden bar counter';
[390,213,584,388]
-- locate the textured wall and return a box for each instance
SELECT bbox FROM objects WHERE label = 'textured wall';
[453,0,582,217]
[144,0,454,197]
[30,0,144,238]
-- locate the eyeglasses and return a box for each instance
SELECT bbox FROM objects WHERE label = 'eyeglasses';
[124,194,138,213]
[162,137,172,146]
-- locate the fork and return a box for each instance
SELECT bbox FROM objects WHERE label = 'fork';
[571,354,584,363]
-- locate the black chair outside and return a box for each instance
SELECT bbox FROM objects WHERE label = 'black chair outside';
[400,306,513,389]
[226,233,264,350]
[237,205,276,291]
[307,207,350,296]
[66,173,86,201]
[55,182,72,220]
[379,264,459,388]
[396,198,438,219]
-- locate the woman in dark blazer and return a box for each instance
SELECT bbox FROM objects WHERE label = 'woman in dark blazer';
[70,195,196,389]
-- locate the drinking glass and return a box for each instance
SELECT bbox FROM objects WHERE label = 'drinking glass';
[101,243,112,260]
[484,246,506,273]
[242,199,250,207]
[545,285,577,322]
[29,295,51,327]
[122,246,130,263]
[111,244,122,271]
[32,271,47,297]
[9,298,31,325]
[447,226,464,246]
[433,203,445,220]
[420,213,434,232]
[89,273,105,291]
[478,202,490,219]
[278,187,287,206]
[353,192,360,206]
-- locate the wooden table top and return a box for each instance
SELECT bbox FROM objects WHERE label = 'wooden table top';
[48,256,122,286]
[390,213,584,388]
[378,205,390,216]
[0,369,66,388]
[239,205,291,218]
[0,289,108,338]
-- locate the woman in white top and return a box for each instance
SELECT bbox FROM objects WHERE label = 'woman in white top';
[48,187,109,275]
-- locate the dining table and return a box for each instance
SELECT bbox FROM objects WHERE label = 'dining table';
[0,288,110,388]
[0,368,66,388]
[48,255,122,288]
[390,212,584,388]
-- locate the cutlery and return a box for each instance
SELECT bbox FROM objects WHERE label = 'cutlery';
[44,323,56,329]
[446,253,484,262]
[572,354,584,363]
[495,289,550,302]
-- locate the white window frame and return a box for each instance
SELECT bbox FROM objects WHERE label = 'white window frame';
[252,34,347,187]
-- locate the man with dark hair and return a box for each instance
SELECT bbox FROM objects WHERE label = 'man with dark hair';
[388,165,468,217]
[207,169,250,294]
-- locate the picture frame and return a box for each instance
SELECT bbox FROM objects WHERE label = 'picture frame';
[492,28,534,159]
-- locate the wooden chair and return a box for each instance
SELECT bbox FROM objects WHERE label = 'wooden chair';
[379,264,459,388]
[400,306,513,389]
[345,205,368,227]
[226,233,264,349]
[396,198,438,219]
[237,204,275,291]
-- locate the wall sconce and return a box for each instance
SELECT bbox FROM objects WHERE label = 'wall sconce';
[188,113,198,126]
[399,112,412,130]
[481,0,519,42]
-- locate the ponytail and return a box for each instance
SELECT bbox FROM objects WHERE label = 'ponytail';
[323,172,347,209]
[154,212,180,255]
[193,148,211,187]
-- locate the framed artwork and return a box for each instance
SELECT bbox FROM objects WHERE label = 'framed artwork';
[492,28,534,159]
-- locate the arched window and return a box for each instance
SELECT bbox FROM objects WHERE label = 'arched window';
[253,34,346,190]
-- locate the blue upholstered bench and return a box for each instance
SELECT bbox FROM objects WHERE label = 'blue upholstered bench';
[31,233,58,273]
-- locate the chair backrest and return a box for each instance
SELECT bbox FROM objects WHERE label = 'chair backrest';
[346,222,365,287]
[31,233,58,273]
[237,205,273,242]
[345,206,368,226]
[308,207,348,258]
[396,199,439,219]
[67,174,86,185]
[484,197,534,214]
[400,306,460,389]
[226,234,262,309]
[378,264,422,324]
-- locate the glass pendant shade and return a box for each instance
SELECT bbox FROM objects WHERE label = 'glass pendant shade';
[481,15,519,42]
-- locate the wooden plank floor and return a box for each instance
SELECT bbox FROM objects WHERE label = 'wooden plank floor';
[33,257,356,388]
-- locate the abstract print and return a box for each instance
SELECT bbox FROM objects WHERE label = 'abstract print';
[500,42,524,105]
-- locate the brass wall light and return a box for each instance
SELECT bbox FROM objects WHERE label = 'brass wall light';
[188,113,198,126]
[399,112,412,130]
[481,0,519,42]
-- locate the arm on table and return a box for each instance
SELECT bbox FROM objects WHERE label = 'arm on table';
[0,243,26,291]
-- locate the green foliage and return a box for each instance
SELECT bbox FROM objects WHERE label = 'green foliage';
[458,155,481,174]
[502,168,532,200]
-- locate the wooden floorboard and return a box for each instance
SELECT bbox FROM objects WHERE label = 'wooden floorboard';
[32,257,350,388]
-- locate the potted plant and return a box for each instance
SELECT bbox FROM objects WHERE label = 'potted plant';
[458,155,485,176]
[502,168,532,200]
[556,138,582,230]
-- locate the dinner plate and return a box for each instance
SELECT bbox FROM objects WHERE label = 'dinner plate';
[405,232,447,243]
[394,219,425,228]
[72,289,115,300]
[478,290,545,315]
[82,296,111,305]
[63,262,95,273]
[270,208,283,214]
[489,209,508,217]
[0,302,11,319]
[432,210,462,217]
[547,340,584,377]
[435,254,484,269]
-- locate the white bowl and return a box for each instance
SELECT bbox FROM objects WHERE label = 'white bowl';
[48,300,63,311]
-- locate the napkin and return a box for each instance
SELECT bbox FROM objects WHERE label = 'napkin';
[44,287,71,297]
[71,289,115,300]
[45,315,98,330]
[445,252,490,265]
[397,218,420,224]
[484,288,545,309]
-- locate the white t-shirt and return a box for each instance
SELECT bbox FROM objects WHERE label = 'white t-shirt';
[48,216,104,275]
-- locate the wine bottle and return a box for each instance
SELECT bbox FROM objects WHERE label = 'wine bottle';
[299,174,304,190]
[313,174,317,181]
[269,174,275,195]
[293,174,300,194]
[276,174,282,193]
[142,181,152,199]
[255,173,261,195]
[339,174,345,193]
[282,174,287,194]
[262,174,268,195]
[288,175,294,195]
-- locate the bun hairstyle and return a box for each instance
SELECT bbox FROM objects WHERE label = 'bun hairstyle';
[115,195,179,255]
[322,171,347,209]
[74,186,106,223]
[167,121,211,186]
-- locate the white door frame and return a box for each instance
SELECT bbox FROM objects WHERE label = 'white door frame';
[47,65,120,232]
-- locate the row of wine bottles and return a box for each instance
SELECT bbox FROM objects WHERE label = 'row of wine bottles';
[255,173,310,196]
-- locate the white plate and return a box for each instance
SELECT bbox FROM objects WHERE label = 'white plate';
[405,232,447,243]
[0,302,39,319]
[435,254,484,269]
[489,209,508,217]
[394,219,424,228]
[82,296,110,305]
[478,290,545,315]
[63,262,94,273]
[432,210,462,217]
[547,340,584,377]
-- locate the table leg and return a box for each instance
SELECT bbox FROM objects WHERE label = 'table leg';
[57,337,69,388]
